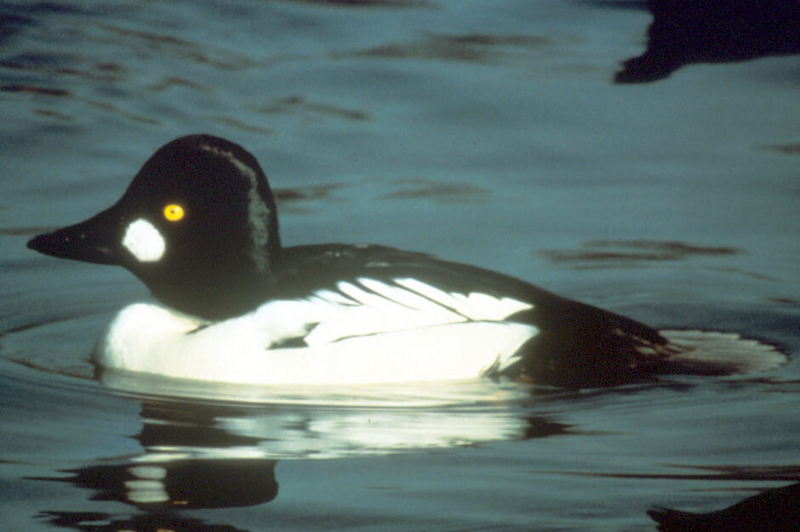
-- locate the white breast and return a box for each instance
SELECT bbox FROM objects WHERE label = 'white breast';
[94,278,538,385]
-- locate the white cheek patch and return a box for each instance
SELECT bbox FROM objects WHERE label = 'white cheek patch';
[122,219,166,262]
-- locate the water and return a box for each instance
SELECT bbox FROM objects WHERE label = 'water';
[2,1,799,530]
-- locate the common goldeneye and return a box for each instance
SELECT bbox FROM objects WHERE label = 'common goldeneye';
[27,135,784,387]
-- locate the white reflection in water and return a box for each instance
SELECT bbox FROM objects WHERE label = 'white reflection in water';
[102,369,533,459]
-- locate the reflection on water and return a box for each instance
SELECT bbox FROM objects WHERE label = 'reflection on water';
[39,458,278,510]
[28,394,570,531]
[25,380,800,531]
[615,0,800,83]
[40,512,250,532]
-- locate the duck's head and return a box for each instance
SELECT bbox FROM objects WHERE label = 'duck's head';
[28,134,282,319]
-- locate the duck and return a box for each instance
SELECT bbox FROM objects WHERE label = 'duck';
[26,134,785,387]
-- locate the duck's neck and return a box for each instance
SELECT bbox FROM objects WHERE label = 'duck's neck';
[147,270,275,321]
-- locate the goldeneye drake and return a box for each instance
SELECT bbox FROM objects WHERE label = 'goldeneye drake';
[27,135,785,387]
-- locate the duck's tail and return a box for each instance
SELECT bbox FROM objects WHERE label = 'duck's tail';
[658,329,788,376]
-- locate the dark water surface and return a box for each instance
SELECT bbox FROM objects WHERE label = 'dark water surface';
[2,1,800,530]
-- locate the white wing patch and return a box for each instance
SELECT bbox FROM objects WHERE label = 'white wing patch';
[298,277,535,347]
[396,278,534,320]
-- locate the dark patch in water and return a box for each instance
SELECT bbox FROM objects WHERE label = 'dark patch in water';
[0,225,58,236]
[39,511,251,532]
[95,62,122,71]
[576,0,648,9]
[279,0,436,8]
[590,240,740,256]
[0,52,69,68]
[642,466,800,530]
[351,32,555,63]
[649,481,800,532]
[100,24,259,71]
[521,417,576,439]
[550,463,800,482]
[212,117,274,135]
[762,143,800,154]
[0,84,68,96]
[2,68,167,123]
[83,98,160,124]
[381,179,489,202]
[149,75,208,92]
[615,0,800,83]
[0,0,98,48]
[705,266,779,283]
[0,13,34,45]
[34,108,72,120]
[274,183,346,213]
[0,55,127,82]
[768,297,800,305]
[100,24,195,47]
[256,95,370,121]
[0,2,97,16]
[275,183,346,204]
[539,240,740,268]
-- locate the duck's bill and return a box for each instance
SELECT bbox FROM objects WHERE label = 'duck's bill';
[27,210,121,265]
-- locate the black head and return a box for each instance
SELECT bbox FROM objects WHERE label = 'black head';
[28,134,282,319]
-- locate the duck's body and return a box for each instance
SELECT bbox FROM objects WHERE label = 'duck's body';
[28,135,784,388]
[96,242,670,386]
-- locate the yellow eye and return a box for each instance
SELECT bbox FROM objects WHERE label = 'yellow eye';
[163,204,185,222]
